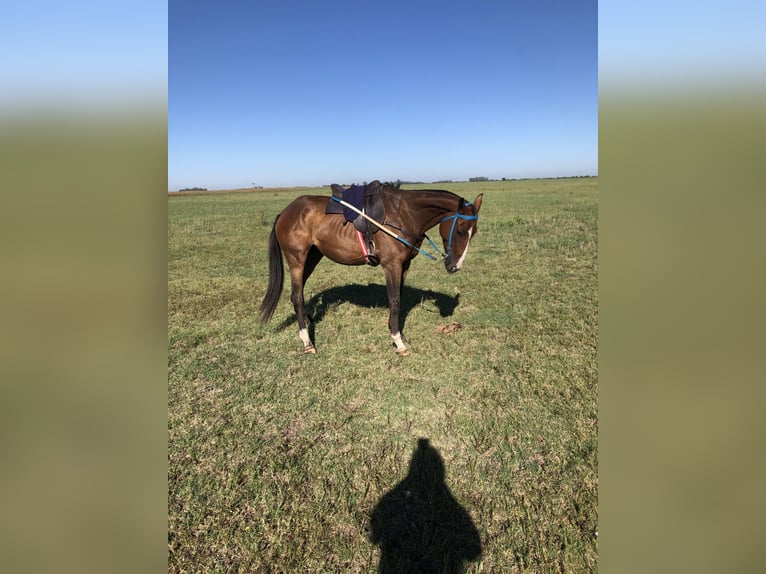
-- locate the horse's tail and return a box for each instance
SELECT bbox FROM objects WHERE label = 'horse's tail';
[260,214,284,322]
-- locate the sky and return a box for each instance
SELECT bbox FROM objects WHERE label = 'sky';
[599,1,766,90]
[2,1,167,107]
[168,0,598,189]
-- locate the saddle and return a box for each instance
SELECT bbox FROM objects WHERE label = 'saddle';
[326,180,385,265]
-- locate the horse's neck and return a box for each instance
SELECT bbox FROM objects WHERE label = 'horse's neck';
[386,189,459,234]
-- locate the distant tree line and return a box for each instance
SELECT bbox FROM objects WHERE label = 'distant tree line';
[178,187,207,191]
[315,175,597,189]
[471,175,595,182]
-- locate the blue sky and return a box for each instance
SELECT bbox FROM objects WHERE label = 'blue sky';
[599,1,766,90]
[170,0,598,189]
[2,1,167,107]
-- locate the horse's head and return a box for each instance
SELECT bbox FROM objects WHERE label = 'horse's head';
[440,194,483,274]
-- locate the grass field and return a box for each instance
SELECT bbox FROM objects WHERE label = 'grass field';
[168,177,598,572]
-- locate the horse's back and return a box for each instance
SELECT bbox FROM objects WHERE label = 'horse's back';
[281,194,328,214]
[275,195,324,233]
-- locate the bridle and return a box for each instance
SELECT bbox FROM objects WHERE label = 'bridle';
[419,201,478,262]
[440,210,478,260]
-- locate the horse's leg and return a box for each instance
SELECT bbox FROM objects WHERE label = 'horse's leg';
[287,246,323,354]
[301,246,323,325]
[289,263,314,353]
[384,260,409,355]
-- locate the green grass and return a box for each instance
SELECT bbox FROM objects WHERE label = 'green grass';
[168,177,598,572]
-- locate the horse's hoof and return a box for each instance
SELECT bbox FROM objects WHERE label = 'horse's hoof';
[396,348,410,356]
[304,345,316,354]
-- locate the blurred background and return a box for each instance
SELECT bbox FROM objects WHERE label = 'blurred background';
[600,2,765,572]
[2,1,764,573]
[0,2,167,573]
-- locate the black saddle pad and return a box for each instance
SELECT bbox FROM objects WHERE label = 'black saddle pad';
[326,181,384,235]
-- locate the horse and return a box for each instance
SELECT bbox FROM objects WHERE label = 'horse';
[259,180,483,355]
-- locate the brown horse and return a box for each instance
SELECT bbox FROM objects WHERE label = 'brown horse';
[259,180,483,354]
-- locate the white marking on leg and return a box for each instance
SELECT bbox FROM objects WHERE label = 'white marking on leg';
[454,228,472,270]
[392,332,407,353]
[299,328,313,350]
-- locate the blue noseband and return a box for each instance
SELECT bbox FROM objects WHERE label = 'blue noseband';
[441,211,478,259]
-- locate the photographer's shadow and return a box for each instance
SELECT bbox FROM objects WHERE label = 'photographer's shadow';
[370,438,481,573]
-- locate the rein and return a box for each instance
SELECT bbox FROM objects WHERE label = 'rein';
[330,195,477,262]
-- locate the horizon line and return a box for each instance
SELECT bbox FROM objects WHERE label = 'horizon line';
[168,174,598,193]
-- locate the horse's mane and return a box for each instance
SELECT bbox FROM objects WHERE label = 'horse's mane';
[381,180,462,201]
[349,180,464,201]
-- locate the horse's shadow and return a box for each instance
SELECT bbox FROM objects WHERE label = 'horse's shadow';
[277,283,459,333]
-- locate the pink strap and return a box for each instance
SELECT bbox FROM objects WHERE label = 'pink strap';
[354,229,368,256]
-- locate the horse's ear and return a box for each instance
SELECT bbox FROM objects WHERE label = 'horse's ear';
[472,194,484,213]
